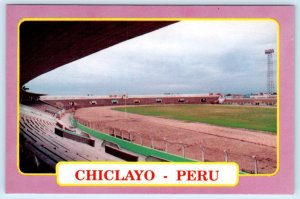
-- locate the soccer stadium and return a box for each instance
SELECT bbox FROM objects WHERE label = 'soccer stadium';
[19,20,277,174]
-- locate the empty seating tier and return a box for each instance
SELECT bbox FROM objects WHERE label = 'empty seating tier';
[19,105,123,173]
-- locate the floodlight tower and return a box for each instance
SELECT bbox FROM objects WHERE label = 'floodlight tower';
[265,49,275,94]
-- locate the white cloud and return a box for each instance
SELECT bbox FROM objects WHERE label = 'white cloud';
[26,20,277,95]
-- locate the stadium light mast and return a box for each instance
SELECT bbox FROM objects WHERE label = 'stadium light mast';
[265,49,275,94]
[122,94,128,118]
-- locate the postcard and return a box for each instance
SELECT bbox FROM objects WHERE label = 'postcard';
[6,5,294,194]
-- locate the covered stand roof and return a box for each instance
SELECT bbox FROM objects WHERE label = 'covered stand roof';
[20,20,176,86]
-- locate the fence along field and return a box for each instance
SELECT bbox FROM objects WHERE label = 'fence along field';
[74,104,277,174]
[113,104,277,134]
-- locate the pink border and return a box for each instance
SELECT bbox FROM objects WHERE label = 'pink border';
[6,5,294,194]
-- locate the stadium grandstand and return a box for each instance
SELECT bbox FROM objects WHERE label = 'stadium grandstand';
[19,20,180,173]
[19,20,277,174]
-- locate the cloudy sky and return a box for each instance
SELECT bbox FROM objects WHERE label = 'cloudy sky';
[26,20,277,96]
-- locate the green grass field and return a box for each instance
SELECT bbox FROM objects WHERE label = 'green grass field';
[113,104,277,134]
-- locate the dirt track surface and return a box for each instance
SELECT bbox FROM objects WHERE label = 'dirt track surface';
[75,106,277,174]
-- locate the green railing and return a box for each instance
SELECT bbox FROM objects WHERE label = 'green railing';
[71,117,248,174]
[71,117,194,162]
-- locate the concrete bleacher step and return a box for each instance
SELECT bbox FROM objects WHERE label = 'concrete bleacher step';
[23,141,58,170]
[19,104,127,173]
[21,121,95,161]
[22,131,91,164]
[23,129,101,161]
